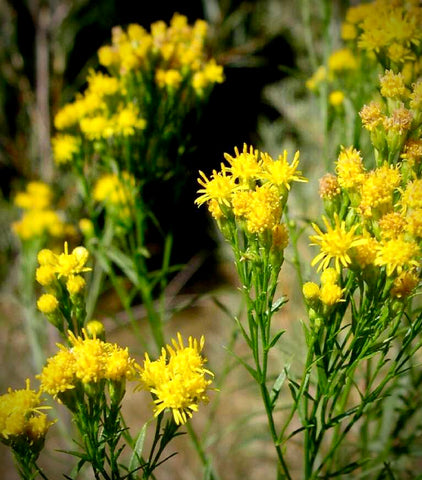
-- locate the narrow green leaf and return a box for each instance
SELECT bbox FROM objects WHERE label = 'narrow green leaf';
[270,365,289,407]
[103,246,138,285]
[129,422,149,472]
[271,296,288,313]
[224,347,259,382]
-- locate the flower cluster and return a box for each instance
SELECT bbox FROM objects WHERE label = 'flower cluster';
[52,13,224,173]
[12,181,74,242]
[0,380,54,454]
[36,243,91,334]
[303,267,345,316]
[342,0,422,77]
[38,330,138,407]
[196,144,306,253]
[138,333,213,425]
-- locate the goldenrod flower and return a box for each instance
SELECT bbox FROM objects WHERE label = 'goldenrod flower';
[379,70,408,99]
[319,282,344,306]
[310,215,365,272]
[302,282,320,301]
[196,165,240,207]
[66,275,86,295]
[320,267,339,285]
[379,212,407,239]
[260,150,307,190]
[53,242,91,279]
[391,270,419,299]
[52,134,80,165]
[360,101,384,131]
[14,181,52,211]
[359,164,401,217]
[138,333,214,425]
[245,185,281,234]
[38,349,77,397]
[406,209,422,238]
[374,237,420,276]
[383,106,413,135]
[36,265,56,286]
[37,294,59,314]
[223,144,262,184]
[336,146,365,190]
[401,178,422,211]
[352,233,378,269]
[272,223,289,250]
[329,90,345,107]
[318,174,341,199]
[94,172,136,207]
[328,48,357,72]
[0,380,54,449]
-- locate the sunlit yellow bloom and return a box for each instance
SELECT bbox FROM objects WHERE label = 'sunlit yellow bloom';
[94,172,136,207]
[86,70,119,97]
[36,265,56,286]
[374,237,420,276]
[155,69,183,89]
[302,282,320,301]
[391,270,419,299]
[14,181,52,211]
[54,102,80,130]
[360,101,384,131]
[406,209,422,238]
[79,218,94,237]
[359,164,401,217]
[245,185,281,234]
[329,90,345,107]
[310,215,366,272]
[38,349,76,397]
[352,233,378,269]
[336,146,365,190]
[85,320,105,339]
[383,106,413,135]
[51,134,80,165]
[196,165,240,207]
[37,294,59,314]
[410,79,422,110]
[98,45,119,67]
[12,209,67,241]
[387,43,415,64]
[260,150,307,190]
[320,282,344,306]
[223,144,261,183]
[401,178,422,211]
[328,48,357,72]
[138,333,213,425]
[379,212,407,239]
[66,275,86,295]
[320,267,339,285]
[0,380,53,444]
[79,115,112,140]
[112,104,147,136]
[341,22,357,41]
[380,70,408,99]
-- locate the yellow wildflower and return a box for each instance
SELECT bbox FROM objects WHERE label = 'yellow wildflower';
[138,333,214,425]
[37,294,59,314]
[319,282,344,306]
[271,223,289,250]
[51,134,80,165]
[336,146,365,190]
[401,178,422,211]
[196,165,240,207]
[66,275,86,295]
[374,237,420,275]
[360,101,384,131]
[328,48,357,72]
[245,185,281,234]
[379,212,407,239]
[391,270,419,299]
[406,209,422,238]
[329,90,345,107]
[302,282,320,302]
[38,349,77,397]
[14,181,52,211]
[379,70,408,99]
[223,144,262,184]
[352,233,378,269]
[310,215,365,272]
[320,267,339,285]
[260,150,307,191]
[319,174,341,199]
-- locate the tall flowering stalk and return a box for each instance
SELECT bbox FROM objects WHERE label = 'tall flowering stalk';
[196,144,306,479]
[50,13,224,353]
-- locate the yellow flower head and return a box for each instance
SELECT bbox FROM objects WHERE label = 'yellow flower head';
[319,282,344,306]
[359,164,401,217]
[38,349,77,397]
[138,333,214,425]
[94,172,136,207]
[360,101,384,131]
[306,66,327,91]
[112,104,147,136]
[379,212,407,239]
[391,270,419,299]
[14,181,52,211]
[401,178,422,212]
[302,282,320,302]
[245,185,281,234]
[374,237,420,276]
[406,209,422,238]
[260,150,306,191]
[383,106,413,135]
[310,215,366,272]
[196,164,240,207]
[320,267,339,285]
[410,79,422,110]
[329,90,345,107]
[36,265,56,286]
[336,146,365,190]
[352,232,378,269]
[328,48,358,72]
[0,380,53,443]
[223,144,262,184]
[319,174,341,199]
[271,223,289,251]
[66,275,86,295]
[379,70,408,99]
[51,134,80,165]
[37,294,59,314]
